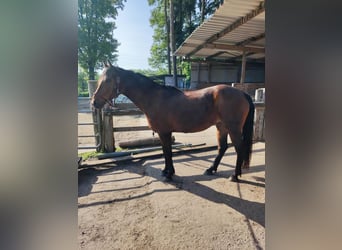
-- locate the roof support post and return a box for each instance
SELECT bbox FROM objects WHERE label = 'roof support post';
[240,51,246,84]
[208,63,211,84]
[197,62,201,88]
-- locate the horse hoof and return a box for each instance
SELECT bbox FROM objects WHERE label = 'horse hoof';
[204,169,216,175]
[229,175,239,182]
[161,170,167,177]
[204,169,213,175]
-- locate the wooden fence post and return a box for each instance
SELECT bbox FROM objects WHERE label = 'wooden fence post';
[103,104,115,152]
[88,80,103,152]
[253,102,265,142]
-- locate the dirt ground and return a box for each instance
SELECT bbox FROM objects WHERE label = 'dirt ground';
[78,112,265,249]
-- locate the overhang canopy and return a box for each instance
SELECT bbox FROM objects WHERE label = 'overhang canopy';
[175,0,265,62]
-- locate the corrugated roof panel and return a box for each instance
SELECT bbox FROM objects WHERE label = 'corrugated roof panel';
[175,0,265,61]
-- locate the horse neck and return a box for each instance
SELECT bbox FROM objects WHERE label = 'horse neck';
[118,72,157,113]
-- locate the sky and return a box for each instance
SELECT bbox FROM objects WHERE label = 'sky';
[115,0,154,70]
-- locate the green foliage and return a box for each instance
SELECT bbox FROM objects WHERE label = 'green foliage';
[78,91,89,97]
[78,67,88,94]
[133,68,167,77]
[148,0,168,72]
[78,0,126,80]
[78,66,102,96]
[180,61,191,81]
[197,0,223,23]
[148,0,222,79]
[78,147,124,160]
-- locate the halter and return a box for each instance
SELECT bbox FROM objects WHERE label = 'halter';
[103,76,120,108]
[105,99,114,107]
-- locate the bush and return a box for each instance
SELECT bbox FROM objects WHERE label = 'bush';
[78,91,89,97]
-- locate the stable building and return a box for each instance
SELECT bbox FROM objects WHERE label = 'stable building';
[175,0,265,141]
[175,0,265,98]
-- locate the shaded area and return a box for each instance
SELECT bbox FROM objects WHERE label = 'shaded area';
[78,145,265,250]
[78,188,180,209]
[145,161,265,227]
[78,148,265,228]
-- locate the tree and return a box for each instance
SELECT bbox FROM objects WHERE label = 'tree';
[148,0,169,73]
[78,0,125,80]
[198,0,222,23]
[148,0,222,79]
[78,67,88,95]
[148,0,196,75]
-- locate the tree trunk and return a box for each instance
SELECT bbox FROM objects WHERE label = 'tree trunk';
[88,64,95,80]
[165,0,171,75]
[201,0,206,23]
[170,0,177,87]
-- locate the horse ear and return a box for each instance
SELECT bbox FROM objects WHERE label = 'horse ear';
[107,61,113,67]
[103,61,108,68]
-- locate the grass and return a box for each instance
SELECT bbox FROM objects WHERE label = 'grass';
[78,147,124,161]
[78,151,99,161]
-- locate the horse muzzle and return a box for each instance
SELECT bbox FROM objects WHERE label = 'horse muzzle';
[91,98,105,109]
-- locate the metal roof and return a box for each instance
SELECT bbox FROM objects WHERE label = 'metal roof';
[175,0,265,62]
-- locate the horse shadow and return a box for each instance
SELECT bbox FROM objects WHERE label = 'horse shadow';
[143,155,265,227]
[146,147,265,227]
[78,149,265,227]
[78,166,127,197]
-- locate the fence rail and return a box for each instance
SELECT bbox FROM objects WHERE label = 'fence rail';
[113,126,151,132]
[78,110,102,151]
[78,85,265,153]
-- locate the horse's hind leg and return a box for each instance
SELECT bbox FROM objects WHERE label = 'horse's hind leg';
[204,123,228,175]
[158,132,175,180]
[227,126,244,182]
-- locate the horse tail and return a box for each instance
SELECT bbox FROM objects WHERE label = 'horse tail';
[242,93,255,168]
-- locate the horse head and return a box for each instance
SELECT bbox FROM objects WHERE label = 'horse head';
[91,62,121,109]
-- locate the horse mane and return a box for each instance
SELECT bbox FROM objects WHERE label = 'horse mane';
[116,66,183,95]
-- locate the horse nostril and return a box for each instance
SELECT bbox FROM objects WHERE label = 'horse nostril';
[92,99,98,108]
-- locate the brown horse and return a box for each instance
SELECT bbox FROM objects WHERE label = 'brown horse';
[92,62,255,182]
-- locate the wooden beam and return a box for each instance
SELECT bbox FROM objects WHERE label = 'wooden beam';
[182,57,265,64]
[206,51,226,59]
[180,42,264,54]
[205,43,264,54]
[236,32,265,46]
[233,52,254,60]
[186,1,265,57]
[113,126,151,132]
[205,51,236,60]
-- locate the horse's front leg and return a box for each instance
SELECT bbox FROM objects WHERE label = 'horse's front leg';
[158,132,175,180]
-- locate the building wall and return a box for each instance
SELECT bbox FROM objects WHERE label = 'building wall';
[190,62,264,89]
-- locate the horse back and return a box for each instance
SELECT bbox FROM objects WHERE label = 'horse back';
[145,84,250,133]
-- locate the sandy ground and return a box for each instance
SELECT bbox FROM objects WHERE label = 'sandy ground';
[78,99,265,249]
